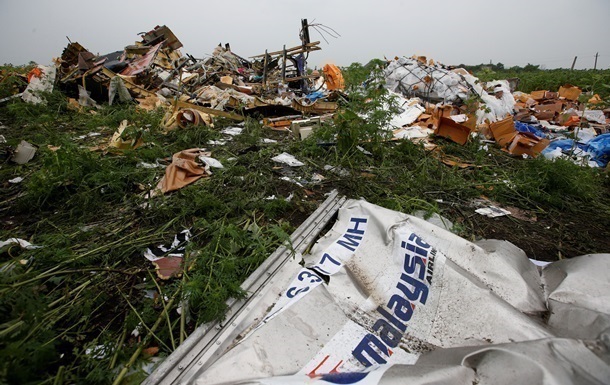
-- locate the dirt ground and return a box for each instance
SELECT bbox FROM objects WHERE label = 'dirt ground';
[449,206,610,261]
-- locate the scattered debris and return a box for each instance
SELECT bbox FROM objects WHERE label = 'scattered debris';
[272,152,305,167]
[21,65,56,105]
[0,238,41,250]
[109,120,144,150]
[11,141,37,164]
[144,230,190,280]
[153,149,212,195]
[221,127,243,136]
[8,177,23,184]
[198,155,224,169]
[475,206,511,218]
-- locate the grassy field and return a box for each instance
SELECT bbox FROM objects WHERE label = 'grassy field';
[475,67,610,100]
[1,64,609,384]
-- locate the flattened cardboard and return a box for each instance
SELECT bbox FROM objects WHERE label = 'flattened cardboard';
[534,111,555,121]
[534,102,563,114]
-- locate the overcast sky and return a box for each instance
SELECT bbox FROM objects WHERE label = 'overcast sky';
[1,0,608,70]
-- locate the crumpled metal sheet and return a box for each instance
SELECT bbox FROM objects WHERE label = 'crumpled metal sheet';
[152,199,610,385]
[22,65,56,104]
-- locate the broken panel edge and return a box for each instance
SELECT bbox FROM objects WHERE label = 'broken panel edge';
[144,190,345,385]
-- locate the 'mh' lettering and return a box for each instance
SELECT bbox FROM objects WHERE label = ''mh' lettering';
[337,217,368,251]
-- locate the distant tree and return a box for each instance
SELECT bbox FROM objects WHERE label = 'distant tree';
[523,63,540,71]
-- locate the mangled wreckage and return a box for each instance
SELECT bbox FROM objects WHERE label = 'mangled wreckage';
[145,193,610,384]
[48,21,344,130]
[9,26,609,167]
[383,56,609,166]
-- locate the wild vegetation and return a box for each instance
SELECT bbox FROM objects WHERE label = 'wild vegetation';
[469,64,610,101]
[1,62,609,384]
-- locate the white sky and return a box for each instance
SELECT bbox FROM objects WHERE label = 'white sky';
[1,0,609,70]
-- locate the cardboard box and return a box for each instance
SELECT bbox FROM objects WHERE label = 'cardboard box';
[558,84,582,101]
[291,118,320,140]
[530,90,549,101]
[534,102,563,114]
[435,117,472,145]
[489,117,517,147]
[507,134,550,158]
[544,91,559,99]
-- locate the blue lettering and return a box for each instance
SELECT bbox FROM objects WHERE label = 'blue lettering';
[337,233,363,252]
[372,319,401,348]
[297,270,323,284]
[352,334,389,367]
[388,295,414,322]
[347,217,367,235]
[402,241,429,259]
[397,274,428,304]
[404,252,426,281]
[320,253,341,267]
[408,233,431,248]
[286,286,309,298]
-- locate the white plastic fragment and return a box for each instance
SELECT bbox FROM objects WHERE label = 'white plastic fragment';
[311,173,325,183]
[143,229,191,262]
[78,85,98,107]
[108,76,132,105]
[198,156,224,169]
[75,132,101,140]
[475,206,511,218]
[131,323,142,337]
[323,165,350,177]
[449,114,468,123]
[85,345,109,359]
[8,177,23,184]
[582,109,606,125]
[387,93,425,128]
[279,176,304,187]
[221,127,243,136]
[272,152,304,167]
[11,141,37,164]
[575,127,597,142]
[539,120,567,132]
[0,238,41,250]
[356,146,372,156]
[137,161,165,169]
[393,126,432,140]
